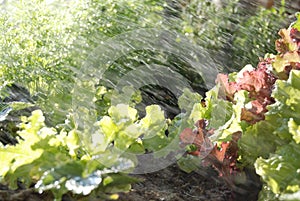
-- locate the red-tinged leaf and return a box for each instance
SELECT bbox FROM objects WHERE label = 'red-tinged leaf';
[216,74,238,101]
[216,58,277,123]
[241,108,264,124]
[273,27,300,79]
[290,28,300,46]
[179,119,214,156]
[273,52,300,79]
[276,28,298,54]
[189,150,201,156]
[203,132,241,183]
[251,100,267,114]
[240,99,271,124]
[216,59,276,124]
[195,119,214,137]
[180,128,200,146]
[238,65,276,96]
[224,132,241,176]
[210,143,230,163]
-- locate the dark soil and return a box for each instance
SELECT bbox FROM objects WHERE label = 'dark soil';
[118,164,232,201]
[117,164,262,201]
[0,163,263,201]
[0,164,231,201]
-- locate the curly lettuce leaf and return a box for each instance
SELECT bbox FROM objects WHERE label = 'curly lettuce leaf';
[255,142,300,199]
[0,109,138,200]
[254,70,300,199]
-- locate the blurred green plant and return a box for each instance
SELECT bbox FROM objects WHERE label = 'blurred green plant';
[0,0,166,124]
[0,0,78,91]
[170,0,288,72]
[0,109,138,200]
[0,0,290,125]
[229,3,287,70]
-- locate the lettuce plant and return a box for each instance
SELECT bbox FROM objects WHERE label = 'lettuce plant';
[178,13,300,200]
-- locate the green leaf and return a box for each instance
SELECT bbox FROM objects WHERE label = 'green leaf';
[189,103,206,124]
[108,104,138,126]
[213,90,248,141]
[288,119,300,144]
[177,154,202,173]
[188,86,224,125]
[139,105,169,154]
[65,130,80,157]
[114,130,138,151]
[195,86,236,142]
[201,86,234,130]
[8,101,34,111]
[292,12,300,31]
[255,142,300,195]
[0,110,46,177]
[239,121,283,166]
[19,110,46,140]
[289,70,300,90]
[177,88,202,112]
[99,116,119,143]
[140,105,166,139]
[35,161,85,199]
[127,139,145,154]
[0,144,43,181]
[101,173,139,198]
[273,52,300,76]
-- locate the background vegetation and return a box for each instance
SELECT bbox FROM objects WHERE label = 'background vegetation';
[0,0,299,200]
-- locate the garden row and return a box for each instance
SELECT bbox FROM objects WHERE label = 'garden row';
[0,1,299,200]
